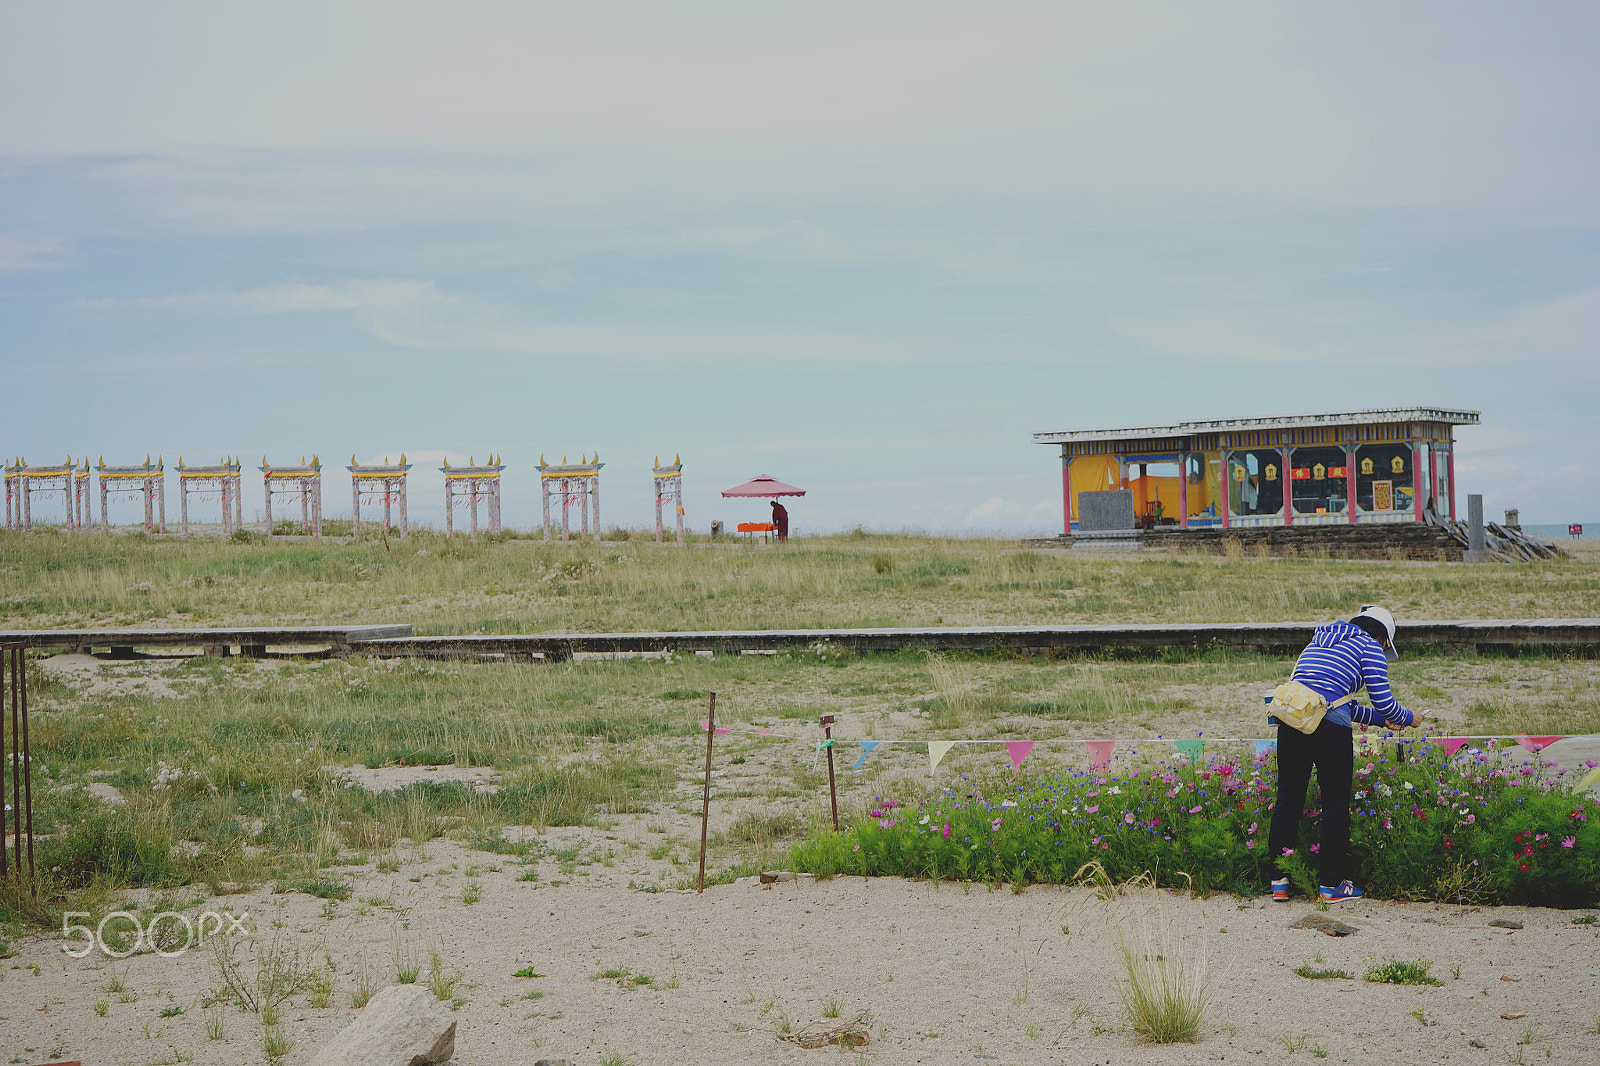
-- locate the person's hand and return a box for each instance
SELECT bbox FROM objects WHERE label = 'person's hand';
[1409,708,1427,728]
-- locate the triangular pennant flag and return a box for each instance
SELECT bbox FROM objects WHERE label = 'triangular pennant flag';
[1252,739,1277,758]
[853,741,881,771]
[1430,737,1470,757]
[699,719,730,735]
[1173,738,1205,763]
[928,740,957,773]
[1006,741,1035,773]
[1515,735,1565,754]
[1085,739,1115,770]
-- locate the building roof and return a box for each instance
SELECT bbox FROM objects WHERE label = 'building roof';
[1032,406,1480,446]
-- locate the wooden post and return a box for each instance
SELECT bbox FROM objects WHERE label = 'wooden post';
[822,713,839,831]
[698,692,717,894]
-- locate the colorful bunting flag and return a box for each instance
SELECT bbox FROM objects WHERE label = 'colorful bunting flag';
[1085,739,1115,770]
[928,740,957,773]
[1431,737,1470,757]
[1173,739,1205,763]
[852,741,881,770]
[1515,735,1566,754]
[699,719,730,735]
[1252,739,1277,758]
[1006,741,1035,773]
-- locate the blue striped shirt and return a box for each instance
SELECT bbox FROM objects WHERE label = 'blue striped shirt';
[1290,621,1413,729]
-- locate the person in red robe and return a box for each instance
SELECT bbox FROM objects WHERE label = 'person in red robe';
[770,500,789,541]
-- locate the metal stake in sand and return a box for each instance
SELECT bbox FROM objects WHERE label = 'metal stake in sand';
[822,714,839,831]
[2,642,35,893]
[698,692,717,894]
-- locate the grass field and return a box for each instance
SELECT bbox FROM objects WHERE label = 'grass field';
[3,530,1597,925]
[3,527,1599,633]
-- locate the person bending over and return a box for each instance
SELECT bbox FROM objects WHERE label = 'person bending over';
[1268,604,1425,903]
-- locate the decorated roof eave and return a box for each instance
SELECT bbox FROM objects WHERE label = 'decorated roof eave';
[1032,406,1481,446]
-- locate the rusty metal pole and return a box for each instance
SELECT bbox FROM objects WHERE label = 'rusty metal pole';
[698,692,717,893]
[822,714,839,831]
[18,647,32,894]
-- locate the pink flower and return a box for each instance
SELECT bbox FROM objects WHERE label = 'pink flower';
[852,844,860,852]
[1188,805,1202,814]
[1085,805,1099,815]
[1466,813,1476,825]
[990,817,1004,831]
[1246,840,1255,850]
[1149,818,1162,828]
[1280,848,1294,857]
[1248,822,1258,835]
[1562,836,1576,848]
[1309,844,1320,854]
[1123,812,1135,825]
[941,823,951,838]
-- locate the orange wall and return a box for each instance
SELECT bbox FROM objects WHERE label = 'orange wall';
[1069,452,1222,521]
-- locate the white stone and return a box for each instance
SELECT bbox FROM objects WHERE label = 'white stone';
[307,984,455,1066]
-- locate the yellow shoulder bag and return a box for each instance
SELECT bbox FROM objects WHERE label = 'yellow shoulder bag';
[1268,681,1359,735]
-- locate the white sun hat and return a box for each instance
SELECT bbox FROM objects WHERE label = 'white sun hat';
[1352,604,1398,662]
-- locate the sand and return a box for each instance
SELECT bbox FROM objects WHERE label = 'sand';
[4,825,1599,1066]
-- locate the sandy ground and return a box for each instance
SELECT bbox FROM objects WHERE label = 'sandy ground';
[4,829,1599,1066]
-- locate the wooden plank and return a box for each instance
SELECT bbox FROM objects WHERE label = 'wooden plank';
[0,624,412,651]
[349,619,1600,660]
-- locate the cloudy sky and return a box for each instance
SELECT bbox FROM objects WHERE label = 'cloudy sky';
[3,2,1597,533]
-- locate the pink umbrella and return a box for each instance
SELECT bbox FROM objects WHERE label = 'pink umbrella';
[720,474,806,498]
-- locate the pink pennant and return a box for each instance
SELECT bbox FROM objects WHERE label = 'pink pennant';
[1006,741,1035,772]
[1514,735,1565,754]
[1085,739,1115,770]
[699,719,731,735]
[1430,737,1470,757]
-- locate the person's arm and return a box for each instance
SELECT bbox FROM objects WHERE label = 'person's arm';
[1359,643,1415,728]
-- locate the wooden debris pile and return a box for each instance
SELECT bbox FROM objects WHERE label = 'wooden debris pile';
[1425,512,1567,562]
[777,1011,872,1050]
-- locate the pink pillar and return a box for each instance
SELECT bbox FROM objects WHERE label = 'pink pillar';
[1280,446,1293,527]
[1411,442,1425,523]
[1345,445,1358,524]
[1446,447,1457,520]
[1061,452,1073,534]
[1177,452,1189,530]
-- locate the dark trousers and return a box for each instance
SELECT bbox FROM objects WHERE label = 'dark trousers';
[1267,720,1353,887]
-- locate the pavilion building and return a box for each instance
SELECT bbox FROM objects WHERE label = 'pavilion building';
[1033,406,1479,534]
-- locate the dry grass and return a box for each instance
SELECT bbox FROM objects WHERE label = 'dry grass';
[4,529,1597,635]
[1114,897,1211,1043]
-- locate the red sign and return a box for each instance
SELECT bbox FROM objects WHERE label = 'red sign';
[1290,468,1312,480]
[1327,466,1348,478]
[1571,524,1584,537]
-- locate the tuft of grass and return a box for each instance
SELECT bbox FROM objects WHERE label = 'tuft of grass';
[823,998,843,1018]
[1293,963,1354,980]
[392,926,423,985]
[1115,907,1210,1043]
[1363,959,1443,987]
[262,1027,293,1059]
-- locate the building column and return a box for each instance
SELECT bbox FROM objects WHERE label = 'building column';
[1219,450,1231,529]
[398,479,408,537]
[1411,442,1425,522]
[1280,446,1293,527]
[1177,452,1189,530]
[1061,451,1074,534]
[1445,446,1457,520]
[591,475,600,540]
[1346,444,1358,525]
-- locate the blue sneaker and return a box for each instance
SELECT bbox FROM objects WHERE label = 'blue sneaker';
[1271,878,1291,902]
[1318,880,1364,902]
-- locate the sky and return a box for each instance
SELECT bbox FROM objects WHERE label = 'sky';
[3,2,1598,534]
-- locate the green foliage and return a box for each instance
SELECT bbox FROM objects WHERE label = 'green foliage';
[1293,964,1354,979]
[1363,959,1444,986]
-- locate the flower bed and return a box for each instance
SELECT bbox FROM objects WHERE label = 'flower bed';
[790,739,1600,907]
